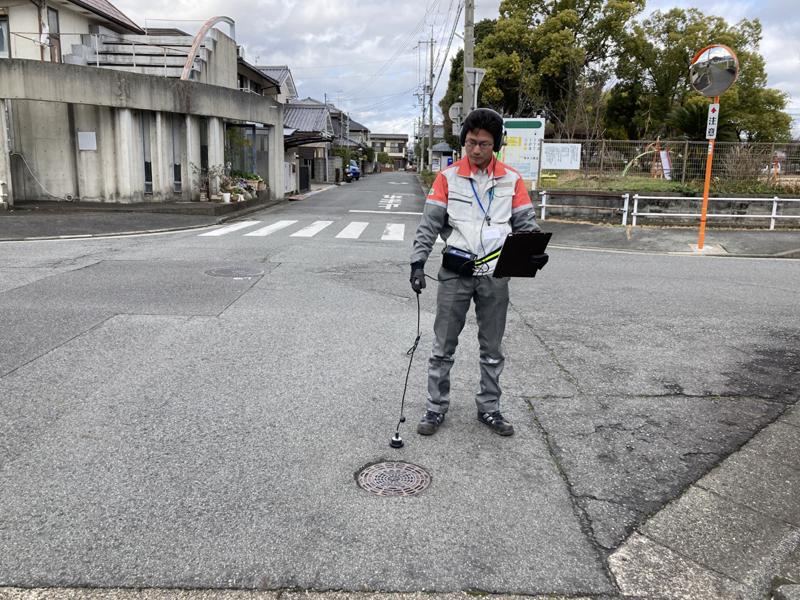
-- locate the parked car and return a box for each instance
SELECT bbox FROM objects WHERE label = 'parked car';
[345,160,361,182]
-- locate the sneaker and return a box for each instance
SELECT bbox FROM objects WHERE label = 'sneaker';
[478,410,514,436]
[417,410,445,435]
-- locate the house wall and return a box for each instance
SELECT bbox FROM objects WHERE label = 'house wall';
[0,56,285,205]
[0,100,12,207]
[198,30,237,90]
[9,99,77,200]
[52,5,91,60]
[6,1,40,60]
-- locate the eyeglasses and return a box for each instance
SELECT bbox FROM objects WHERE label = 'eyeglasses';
[464,140,493,149]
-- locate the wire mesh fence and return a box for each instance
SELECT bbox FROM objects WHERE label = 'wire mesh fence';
[540,139,800,194]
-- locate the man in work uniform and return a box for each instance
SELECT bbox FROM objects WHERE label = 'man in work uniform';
[409,108,546,437]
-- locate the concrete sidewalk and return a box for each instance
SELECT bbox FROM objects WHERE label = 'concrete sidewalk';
[1,198,799,257]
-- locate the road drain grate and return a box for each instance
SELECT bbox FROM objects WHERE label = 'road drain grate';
[357,461,431,497]
[205,267,265,279]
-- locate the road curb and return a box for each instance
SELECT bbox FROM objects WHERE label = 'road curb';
[609,404,800,599]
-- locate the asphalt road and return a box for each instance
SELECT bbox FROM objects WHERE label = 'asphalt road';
[0,171,798,597]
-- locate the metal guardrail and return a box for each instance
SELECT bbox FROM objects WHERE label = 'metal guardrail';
[538,191,800,230]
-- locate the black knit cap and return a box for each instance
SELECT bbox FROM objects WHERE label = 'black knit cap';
[460,108,504,152]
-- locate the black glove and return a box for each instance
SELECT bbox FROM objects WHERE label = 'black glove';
[530,253,549,270]
[410,262,426,294]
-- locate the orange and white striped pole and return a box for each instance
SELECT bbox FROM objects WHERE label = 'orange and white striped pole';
[697,95,720,251]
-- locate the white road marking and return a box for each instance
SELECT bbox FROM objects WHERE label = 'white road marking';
[198,220,261,236]
[379,194,403,210]
[243,220,298,237]
[291,220,334,237]
[336,222,369,239]
[349,210,422,216]
[382,224,405,241]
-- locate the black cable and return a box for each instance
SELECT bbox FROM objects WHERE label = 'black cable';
[395,292,421,435]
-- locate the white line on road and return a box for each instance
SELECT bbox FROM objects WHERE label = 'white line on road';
[336,221,369,239]
[291,220,334,237]
[349,210,422,216]
[198,220,261,236]
[381,224,405,241]
[243,220,298,237]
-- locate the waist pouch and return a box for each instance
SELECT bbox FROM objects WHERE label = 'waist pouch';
[442,246,476,275]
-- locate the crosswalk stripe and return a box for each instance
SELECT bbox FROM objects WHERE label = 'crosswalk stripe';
[336,221,369,239]
[244,220,298,237]
[381,223,405,241]
[291,220,334,237]
[198,220,261,236]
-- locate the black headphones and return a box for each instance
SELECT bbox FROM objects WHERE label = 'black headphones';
[459,108,505,152]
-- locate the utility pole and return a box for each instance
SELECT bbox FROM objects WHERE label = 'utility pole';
[462,0,474,120]
[427,29,435,172]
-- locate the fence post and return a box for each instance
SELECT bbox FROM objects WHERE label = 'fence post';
[622,193,629,226]
[94,34,100,67]
[599,139,606,174]
[632,194,639,227]
[540,191,547,220]
[770,196,779,230]
[164,48,168,77]
[681,140,689,184]
[132,40,136,68]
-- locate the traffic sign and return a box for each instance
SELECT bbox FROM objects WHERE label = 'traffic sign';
[448,102,462,120]
[706,103,720,139]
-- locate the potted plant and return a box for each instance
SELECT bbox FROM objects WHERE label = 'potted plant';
[231,186,245,202]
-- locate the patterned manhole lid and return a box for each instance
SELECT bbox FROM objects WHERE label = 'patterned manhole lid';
[205,267,265,279]
[357,461,431,497]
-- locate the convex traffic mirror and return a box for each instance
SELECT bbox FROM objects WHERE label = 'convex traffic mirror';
[690,44,739,98]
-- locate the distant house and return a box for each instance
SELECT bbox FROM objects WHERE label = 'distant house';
[283,102,334,193]
[0,5,285,207]
[256,65,298,104]
[372,133,409,170]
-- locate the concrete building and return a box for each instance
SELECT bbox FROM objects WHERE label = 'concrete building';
[0,3,284,207]
[372,133,409,170]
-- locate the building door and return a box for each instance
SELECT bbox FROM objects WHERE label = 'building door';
[0,17,9,59]
[47,8,61,63]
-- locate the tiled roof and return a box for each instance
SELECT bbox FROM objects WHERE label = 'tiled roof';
[348,118,369,132]
[431,142,454,152]
[70,0,143,34]
[256,66,291,86]
[284,104,330,133]
[372,133,409,140]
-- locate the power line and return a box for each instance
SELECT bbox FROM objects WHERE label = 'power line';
[431,1,463,98]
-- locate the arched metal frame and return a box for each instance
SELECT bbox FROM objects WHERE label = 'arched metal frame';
[180,16,235,81]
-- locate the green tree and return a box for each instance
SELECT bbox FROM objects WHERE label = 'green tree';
[475,0,645,137]
[608,8,791,141]
[665,96,737,141]
[439,19,496,150]
[377,151,391,165]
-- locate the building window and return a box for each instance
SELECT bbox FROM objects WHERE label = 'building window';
[171,114,182,193]
[0,17,9,59]
[141,112,153,194]
[47,8,61,63]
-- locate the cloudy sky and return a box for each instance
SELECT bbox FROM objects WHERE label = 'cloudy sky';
[113,0,800,138]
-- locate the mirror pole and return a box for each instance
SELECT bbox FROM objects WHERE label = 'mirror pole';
[697,95,720,251]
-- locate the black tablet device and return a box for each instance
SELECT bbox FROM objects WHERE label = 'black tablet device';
[493,231,552,278]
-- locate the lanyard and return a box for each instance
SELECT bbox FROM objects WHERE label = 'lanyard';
[469,178,494,222]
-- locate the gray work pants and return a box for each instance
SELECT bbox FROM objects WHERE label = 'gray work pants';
[427,268,510,414]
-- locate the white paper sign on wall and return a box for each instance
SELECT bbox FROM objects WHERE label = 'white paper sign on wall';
[541,143,582,170]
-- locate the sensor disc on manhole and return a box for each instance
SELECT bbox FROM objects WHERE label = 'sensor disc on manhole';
[205,267,264,279]
[357,461,431,497]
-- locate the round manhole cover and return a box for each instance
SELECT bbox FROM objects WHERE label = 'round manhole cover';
[205,267,265,279]
[357,461,431,497]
